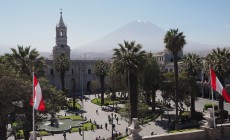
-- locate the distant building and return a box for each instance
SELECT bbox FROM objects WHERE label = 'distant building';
[153,49,183,72]
[44,12,99,95]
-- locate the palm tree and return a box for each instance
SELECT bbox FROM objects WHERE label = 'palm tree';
[5,45,45,140]
[112,40,146,121]
[140,53,161,111]
[164,29,186,124]
[72,78,77,109]
[206,48,230,122]
[181,53,202,119]
[7,45,44,76]
[54,54,70,92]
[93,60,109,105]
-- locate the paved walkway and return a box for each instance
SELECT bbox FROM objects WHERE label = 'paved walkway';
[39,93,168,140]
[15,91,230,140]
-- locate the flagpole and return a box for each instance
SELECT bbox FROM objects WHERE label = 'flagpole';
[209,65,216,128]
[32,67,35,140]
[82,53,86,140]
[211,84,216,128]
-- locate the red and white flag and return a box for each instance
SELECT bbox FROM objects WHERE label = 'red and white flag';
[30,74,45,111]
[210,67,230,102]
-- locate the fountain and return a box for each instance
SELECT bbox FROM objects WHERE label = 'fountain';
[38,112,85,133]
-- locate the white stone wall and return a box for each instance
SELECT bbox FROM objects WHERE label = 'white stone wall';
[44,59,99,95]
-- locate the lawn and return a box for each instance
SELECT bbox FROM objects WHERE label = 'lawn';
[16,130,50,138]
[60,115,84,120]
[169,128,199,133]
[66,100,82,109]
[91,98,119,106]
[71,122,97,132]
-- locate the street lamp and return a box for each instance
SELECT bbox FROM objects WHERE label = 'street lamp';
[81,68,84,140]
[110,94,116,140]
[110,113,114,140]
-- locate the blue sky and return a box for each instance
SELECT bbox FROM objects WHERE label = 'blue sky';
[1,0,230,52]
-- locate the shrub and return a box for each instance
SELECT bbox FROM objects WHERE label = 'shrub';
[204,102,218,110]
[193,111,203,121]
[180,111,203,122]
[180,111,190,123]
[223,110,229,120]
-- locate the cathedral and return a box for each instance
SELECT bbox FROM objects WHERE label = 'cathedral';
[44,12,99,95]
[44,11,184,95]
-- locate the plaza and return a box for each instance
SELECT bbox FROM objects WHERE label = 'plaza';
[2,2,230,140]
[10,91,229,140]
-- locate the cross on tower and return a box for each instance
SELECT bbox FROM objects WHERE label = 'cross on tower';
[60,8,62,15]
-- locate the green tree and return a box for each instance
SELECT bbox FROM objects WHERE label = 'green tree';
[13,77,64,140]
[6,45,45,76]
[160,72,175,104]
[181,53,202,119]
[89,80,100,95]
[164,28,186,125]
[112,40,146,122]
[4,46,45,140]
[139,53,161,111]
[54,54,70,92]
[39,78,65,112]
[206,48,230,122]
[93,61,109,105]
[107,64,127,101]
[4,46,64,140]
[0,64,29,140]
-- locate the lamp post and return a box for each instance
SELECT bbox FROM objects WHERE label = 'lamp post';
[167,110,170,133]
[110,93,116,140]
[81,68,84,140]
[111,113,114,140]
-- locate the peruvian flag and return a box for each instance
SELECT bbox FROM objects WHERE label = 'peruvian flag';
[210,67,230,102]
[30,74,45,111]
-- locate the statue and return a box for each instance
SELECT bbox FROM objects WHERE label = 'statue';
[50,112,59,127]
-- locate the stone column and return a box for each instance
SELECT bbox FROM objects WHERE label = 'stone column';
[29,131,37,140]
[127,118,142,140]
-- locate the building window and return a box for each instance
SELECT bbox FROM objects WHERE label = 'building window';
[60,30,63,37]
[88,69,91,74]
[72,69,74,75]
[50,69,53,75]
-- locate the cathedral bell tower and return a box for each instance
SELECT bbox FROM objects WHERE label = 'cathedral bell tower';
[53,11,70,60]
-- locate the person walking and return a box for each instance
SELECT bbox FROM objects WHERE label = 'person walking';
[126,127,128,135]
[96,108,98,114]
[91,123,93,131]
[63,131,66,140]
[116,117,119,124]
[112,123,116,131]
[105,122,108,130]
[79,127,82,135]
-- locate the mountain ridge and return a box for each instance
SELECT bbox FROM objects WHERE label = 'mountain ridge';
[72,20,218,53]
[1,20,229,59]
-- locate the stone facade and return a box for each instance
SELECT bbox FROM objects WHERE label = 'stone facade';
[44,12,99,95]
[153,49,183,72]
[53,11,70,60]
